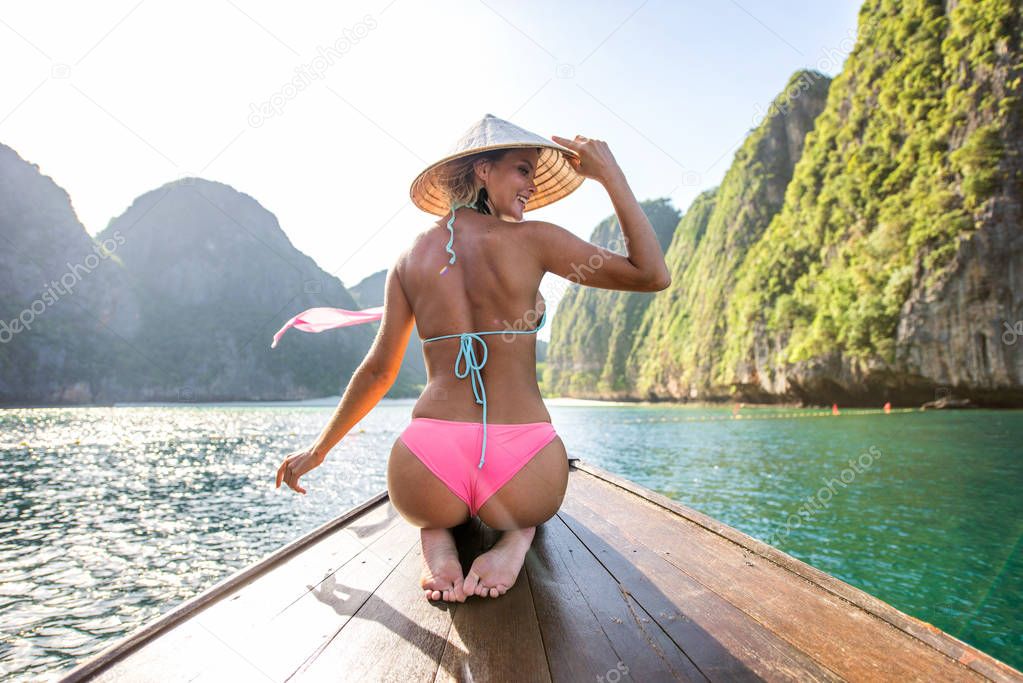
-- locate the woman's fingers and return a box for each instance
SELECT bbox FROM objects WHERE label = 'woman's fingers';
[286,467,306,494]
[286,459,307,494]
[552,134,616,182]
[276,451,298,489]
[276,450,312,494]
[553,135,587,174]
[551,134,580,150]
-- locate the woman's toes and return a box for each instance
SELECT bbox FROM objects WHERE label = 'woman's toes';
[462,571,479,597]
[488,587,499,598]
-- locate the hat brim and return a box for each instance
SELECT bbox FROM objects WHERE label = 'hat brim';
[409,143,584,216]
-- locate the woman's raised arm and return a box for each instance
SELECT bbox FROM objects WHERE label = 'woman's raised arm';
[530,135,670,292]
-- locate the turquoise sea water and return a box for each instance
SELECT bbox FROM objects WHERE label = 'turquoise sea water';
[1,400,1020,679]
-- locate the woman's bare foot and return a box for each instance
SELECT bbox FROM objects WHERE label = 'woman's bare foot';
[420,528,466,602]
[462,526,536,598]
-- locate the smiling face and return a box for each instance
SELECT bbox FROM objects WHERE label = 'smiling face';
[473,148,540,221]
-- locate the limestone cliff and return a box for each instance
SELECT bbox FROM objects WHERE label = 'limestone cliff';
[0,155,380,404]
[543,198,680,397]
[0,143,137,404]
[547,0,1023,407]
[721,0,1023,405]
[631,70,831,401]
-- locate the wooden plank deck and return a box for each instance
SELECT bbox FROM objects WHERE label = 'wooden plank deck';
[60,459,1023,682]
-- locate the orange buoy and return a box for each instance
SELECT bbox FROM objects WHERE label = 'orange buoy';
[832,403,840,415]
[883,402,891,414]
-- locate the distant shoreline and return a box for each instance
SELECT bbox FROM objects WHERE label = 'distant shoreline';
[2,396,993,410]
[0,396,765,410]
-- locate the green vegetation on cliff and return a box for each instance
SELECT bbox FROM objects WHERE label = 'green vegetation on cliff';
[631,69,831,397]
[724,0,1021,376]
[543,198,680,397]
[548,0,1022,405]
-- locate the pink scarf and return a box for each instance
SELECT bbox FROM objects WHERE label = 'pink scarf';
[270,306,384,348]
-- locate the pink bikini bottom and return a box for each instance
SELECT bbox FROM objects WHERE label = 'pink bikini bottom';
[398,417,559,517]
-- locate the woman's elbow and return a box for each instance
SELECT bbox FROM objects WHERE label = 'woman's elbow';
[645,272,672,292]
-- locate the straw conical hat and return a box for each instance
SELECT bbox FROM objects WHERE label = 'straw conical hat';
[409,113,585,216]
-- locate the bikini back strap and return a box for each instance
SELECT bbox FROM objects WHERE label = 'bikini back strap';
[420,309,547,469]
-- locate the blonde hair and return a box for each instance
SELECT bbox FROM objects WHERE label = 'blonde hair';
[437,149,507,213]
[438,146,543,213]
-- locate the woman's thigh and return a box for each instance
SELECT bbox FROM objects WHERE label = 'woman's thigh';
[387,438,471,529]
[477,435,569,531]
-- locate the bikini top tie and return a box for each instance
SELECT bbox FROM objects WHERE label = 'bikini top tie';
[421,201,547,470]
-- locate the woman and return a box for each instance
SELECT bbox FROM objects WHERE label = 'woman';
[275,114,671,604]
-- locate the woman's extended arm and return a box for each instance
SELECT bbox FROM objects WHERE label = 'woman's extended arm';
[277,360,392,493]
[310,264,414,458]
[276,262,414,494]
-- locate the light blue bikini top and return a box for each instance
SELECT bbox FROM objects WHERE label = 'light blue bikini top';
[421,201,547,470]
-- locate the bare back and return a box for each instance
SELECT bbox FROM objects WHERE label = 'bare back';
[396,208,550,424]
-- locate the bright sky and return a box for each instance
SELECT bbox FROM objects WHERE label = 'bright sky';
[2,0,861,327]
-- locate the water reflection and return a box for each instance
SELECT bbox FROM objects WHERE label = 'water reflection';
[0,401,1020,678]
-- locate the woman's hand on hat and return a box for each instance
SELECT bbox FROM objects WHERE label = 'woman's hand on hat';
[551,134,622,184]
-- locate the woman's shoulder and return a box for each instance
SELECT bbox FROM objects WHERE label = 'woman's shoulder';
[513,218,568,248]
[396,221,449,278]
[405,220,444,252]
